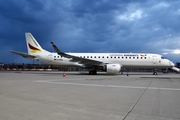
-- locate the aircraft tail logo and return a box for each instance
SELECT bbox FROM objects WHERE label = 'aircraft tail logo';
[28,43,41,53]
[25,33,43,54]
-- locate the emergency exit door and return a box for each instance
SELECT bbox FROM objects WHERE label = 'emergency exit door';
[48,55,52,62]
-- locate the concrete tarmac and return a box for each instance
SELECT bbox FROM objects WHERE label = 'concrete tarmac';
[0,71,180,120]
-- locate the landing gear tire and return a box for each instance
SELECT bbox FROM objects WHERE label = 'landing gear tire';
[89,70,97,75]
[153,69,158,75]
[153,71,157,75]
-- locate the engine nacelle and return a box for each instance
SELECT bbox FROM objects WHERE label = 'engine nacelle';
[103,64,121,74]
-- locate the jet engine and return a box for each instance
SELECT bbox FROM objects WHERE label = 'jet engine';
[103,64,121,74]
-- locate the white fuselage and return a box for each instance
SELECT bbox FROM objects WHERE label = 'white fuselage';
[35,52,174,69]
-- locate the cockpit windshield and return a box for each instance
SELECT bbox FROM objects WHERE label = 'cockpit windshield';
[161,56,166,59]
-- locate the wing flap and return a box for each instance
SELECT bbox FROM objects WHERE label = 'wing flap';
[74,57,102,66]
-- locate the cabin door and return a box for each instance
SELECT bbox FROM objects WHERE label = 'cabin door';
[152,56,157,64]
[48,55,52,62]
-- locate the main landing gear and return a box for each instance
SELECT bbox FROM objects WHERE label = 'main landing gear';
[153,69,158,75]
[89,70,97,75]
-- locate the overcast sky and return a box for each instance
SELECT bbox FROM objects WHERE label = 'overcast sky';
[0,0,180,64]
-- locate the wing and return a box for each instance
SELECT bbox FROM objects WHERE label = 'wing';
[51,42,103,66]
[9,50,36,59]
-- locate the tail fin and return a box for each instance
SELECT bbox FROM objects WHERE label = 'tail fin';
[25,33,44,54]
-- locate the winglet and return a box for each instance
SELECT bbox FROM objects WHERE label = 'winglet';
[51,42,65,55]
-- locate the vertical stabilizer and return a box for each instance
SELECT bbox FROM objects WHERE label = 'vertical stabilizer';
[25,33,44,54]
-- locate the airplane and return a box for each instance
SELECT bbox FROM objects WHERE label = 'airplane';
[10,33,180,75]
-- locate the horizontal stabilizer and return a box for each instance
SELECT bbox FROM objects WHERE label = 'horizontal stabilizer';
[171,67,180,73]
[9,50,36,59]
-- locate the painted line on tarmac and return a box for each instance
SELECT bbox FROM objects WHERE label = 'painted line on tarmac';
[34,80,180,91]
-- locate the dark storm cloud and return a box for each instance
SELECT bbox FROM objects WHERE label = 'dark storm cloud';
[0,0,180,63]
